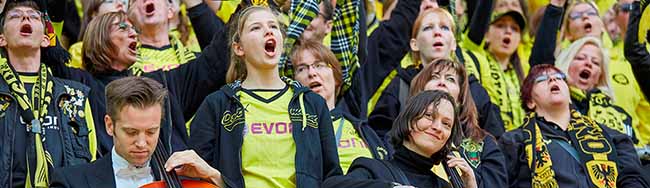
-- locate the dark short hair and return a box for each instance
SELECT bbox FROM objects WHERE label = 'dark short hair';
[520,64,565,112]
[388,90,461,163]
[1,1,43,34]
[105,76,168,121]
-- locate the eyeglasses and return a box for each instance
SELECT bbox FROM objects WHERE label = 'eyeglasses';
[617,3,634,12]
[6,10,42,21]
[534,72,567,83]
[113,21,138,33]
[295,62,331,75]
[568,9,598,20]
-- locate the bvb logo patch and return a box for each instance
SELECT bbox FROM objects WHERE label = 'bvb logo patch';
[221,107,245,132]
[612,74,629,85]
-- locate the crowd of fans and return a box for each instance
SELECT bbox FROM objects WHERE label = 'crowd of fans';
[1,0,650,187]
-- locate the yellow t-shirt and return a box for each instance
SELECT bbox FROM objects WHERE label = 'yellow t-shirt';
[67,42,84,69]
[609,42,650,146]
[332,117,373,173]
[132,43,192,73]
[240,87,296,188]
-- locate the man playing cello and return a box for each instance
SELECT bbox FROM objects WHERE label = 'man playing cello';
[50,77,224,188]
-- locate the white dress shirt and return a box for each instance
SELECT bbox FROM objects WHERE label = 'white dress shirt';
[112,148,154,188]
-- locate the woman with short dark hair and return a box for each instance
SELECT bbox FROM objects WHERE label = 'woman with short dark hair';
[324,90,477,188]
[499,64,648,188]
[409,59,507,188]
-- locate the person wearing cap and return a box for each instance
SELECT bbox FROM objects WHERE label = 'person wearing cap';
[460,0,529,131]
[531,0,650,148]
[0,1,97,187]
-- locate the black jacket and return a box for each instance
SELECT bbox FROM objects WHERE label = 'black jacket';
[362,0,503,139]
[189,79,342,188]
[462,136,508,188]
[323,145,450,188]
[331,107,390,160]
[50,153,116,188]
[499,116,649,188]
[43,8,229,155]
[0,74,93,187]
[529,4,564,66]
[49,152,169,188]
[624,1,650,99]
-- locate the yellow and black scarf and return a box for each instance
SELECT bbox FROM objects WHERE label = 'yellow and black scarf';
[570,87,636,143]
[523,111,619,188]
[0,58,54,188]
[472,55,526,131]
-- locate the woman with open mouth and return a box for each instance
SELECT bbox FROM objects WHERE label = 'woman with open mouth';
[366,4,504,145]
[290,41,388,173]
[189,6,342,188]
[323,90,478,188]
[461,4,529,132]
[499,64,647,188]
[41,10,230,156]
[409,59,507,188]
[291,41,390,173]
[554,37,637,145]
[532,0,650,147]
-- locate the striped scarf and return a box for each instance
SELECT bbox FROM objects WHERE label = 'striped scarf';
[279,0,360,91]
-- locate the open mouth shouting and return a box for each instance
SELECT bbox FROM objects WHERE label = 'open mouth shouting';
[433,41,444,50]
[19,24,33,36]
[583,22,593,33]
[578,69,591,82]
[128,41,138,54]
[144,2,156,16]
[502,37,512,47]
[550,84,561,94]
[308,81,323,92]
[264,38,277,57]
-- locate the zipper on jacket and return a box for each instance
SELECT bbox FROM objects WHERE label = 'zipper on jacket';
[3,92,17,188]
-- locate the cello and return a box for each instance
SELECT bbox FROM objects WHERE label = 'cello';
[139,138,219,188]
[443,148,465,188]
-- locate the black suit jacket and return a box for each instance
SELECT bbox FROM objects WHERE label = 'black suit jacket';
[50,154,164,188]
[50,154,116,188]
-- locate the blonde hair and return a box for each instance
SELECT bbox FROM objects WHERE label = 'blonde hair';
[555,36,614,98]
[226,6,283,83]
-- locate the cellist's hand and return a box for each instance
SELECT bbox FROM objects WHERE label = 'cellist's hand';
[165,150,225,187]
[447,155,478,188]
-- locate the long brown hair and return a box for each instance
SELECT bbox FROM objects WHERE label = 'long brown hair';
[226,6,283,83]
[82,11,126,75]
[409,59,485,142]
